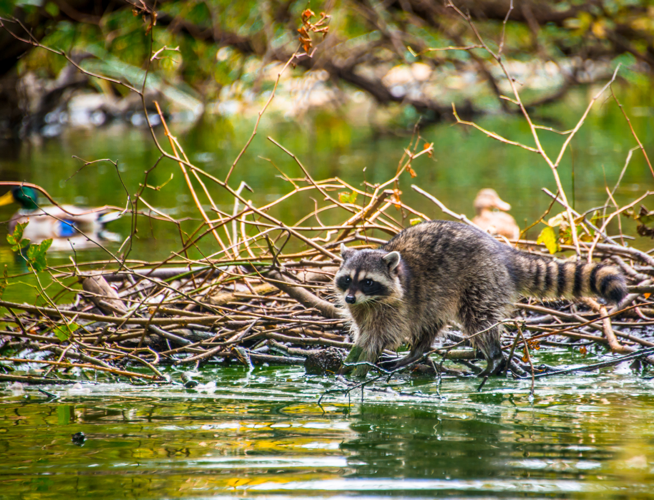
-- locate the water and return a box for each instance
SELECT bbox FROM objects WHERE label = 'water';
[2,364,654,498]
[1,86,653,302]
[1,85,654,497]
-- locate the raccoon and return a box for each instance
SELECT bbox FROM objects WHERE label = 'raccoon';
[334,220,627,377]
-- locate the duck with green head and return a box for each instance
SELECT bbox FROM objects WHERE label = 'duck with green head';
[0,185,122,250]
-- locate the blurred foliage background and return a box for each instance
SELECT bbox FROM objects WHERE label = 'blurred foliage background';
[1,0,654,138]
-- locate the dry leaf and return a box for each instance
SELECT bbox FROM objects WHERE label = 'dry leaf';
[302,9,315,22]
[298,9,331,53]
[392,188,402,209]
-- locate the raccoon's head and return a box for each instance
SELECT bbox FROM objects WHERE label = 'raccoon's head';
[334,243,404,307]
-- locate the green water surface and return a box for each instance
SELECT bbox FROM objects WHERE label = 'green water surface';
[1,364,654,499]
[1,84,654,498]
[1,86,653,302]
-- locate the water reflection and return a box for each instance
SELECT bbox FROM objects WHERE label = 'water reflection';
[1,366,653,498]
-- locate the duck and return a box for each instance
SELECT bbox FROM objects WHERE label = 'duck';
[0,185,122,251]
[471,188,520,240]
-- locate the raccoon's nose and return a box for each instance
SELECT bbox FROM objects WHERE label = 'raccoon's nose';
[345,295,356,304]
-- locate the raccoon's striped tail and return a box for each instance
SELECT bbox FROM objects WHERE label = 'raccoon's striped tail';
[512,252,627,303]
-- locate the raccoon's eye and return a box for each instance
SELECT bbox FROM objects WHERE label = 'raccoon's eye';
[363,279,374,287]
[336,275,351,291]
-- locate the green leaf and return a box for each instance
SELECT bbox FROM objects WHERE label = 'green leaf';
[7,222,30,251]
[338,191,358,204]
[537,226,560,254]
[44,1,59,17]
[11,221,27,241]
[53,322,78,341]
[42,238,53,252]
[26,238,52,272]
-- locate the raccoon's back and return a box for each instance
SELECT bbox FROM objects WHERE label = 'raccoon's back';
[384,220,627,305]
[385,219,511,264]
[383,220,515,301]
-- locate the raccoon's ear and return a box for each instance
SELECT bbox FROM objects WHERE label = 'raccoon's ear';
[340,243,354,260]
[383,251,401,272]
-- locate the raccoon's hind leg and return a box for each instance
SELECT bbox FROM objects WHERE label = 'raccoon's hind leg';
[461,316,505,377]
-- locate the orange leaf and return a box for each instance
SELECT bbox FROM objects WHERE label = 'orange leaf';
[392,188,402,209]
[297,26,313,52]
[302,9,315,22]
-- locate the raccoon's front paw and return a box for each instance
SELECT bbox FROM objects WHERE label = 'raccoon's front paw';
[339,360,373,378]
[338,364,372,378]
[351,364,372,378]
[338,345,363,376]
[338,345,379,377]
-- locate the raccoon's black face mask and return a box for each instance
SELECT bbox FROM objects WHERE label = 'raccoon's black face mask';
[335,245,402,305]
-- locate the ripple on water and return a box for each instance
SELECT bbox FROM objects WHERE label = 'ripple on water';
[1,365,654,498]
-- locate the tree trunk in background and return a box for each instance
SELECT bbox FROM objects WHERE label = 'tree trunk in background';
[0,1,117,139]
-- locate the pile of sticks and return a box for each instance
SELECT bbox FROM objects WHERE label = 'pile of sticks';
[1,176,653,388]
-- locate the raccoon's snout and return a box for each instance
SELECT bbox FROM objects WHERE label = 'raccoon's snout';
[345,295,356,304]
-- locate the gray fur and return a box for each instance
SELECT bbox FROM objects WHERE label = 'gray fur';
[334,220,627,377]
